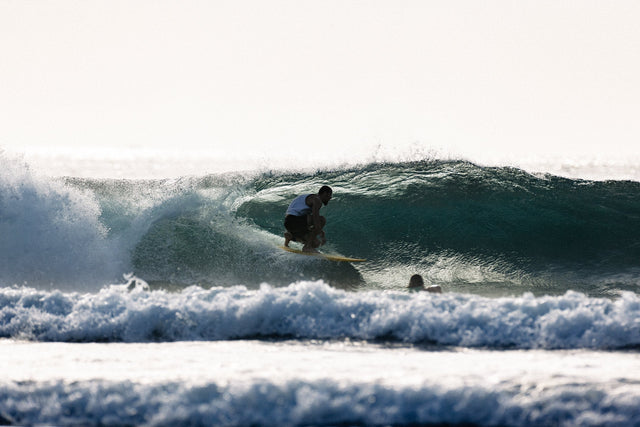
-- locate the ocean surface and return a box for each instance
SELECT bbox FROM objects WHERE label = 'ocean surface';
[1,153,640,426]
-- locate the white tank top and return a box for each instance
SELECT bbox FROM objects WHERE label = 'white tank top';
[286,194,312,216]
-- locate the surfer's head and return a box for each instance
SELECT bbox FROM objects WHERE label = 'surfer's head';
[408,274,425,289]
[319,185,333,206]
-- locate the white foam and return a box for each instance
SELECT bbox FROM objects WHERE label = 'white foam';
[1,280,638,349]
[13,145,640,181]
[0,153,123,290]
[0,340,639,426]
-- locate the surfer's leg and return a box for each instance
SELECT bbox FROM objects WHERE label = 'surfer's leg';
[302,242,319,253]
[318,216,327,245]
[284,232,293,247]
[302,222,326,253]
[302,228,319,252]
[302,231,318,251]
[284,215,308,247]
[307,216,327,248]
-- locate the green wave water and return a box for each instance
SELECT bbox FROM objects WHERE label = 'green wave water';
[63,160,640,296]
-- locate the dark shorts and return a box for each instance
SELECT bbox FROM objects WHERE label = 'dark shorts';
[284,215,310,241]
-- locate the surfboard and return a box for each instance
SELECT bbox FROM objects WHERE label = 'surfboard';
[278,246,366,263]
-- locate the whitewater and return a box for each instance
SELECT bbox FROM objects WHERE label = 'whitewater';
[1,152,640,426]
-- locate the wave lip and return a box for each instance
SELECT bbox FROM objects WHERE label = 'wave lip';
[1,281,638,349]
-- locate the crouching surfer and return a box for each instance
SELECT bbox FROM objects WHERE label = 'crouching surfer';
[284,186,333,253]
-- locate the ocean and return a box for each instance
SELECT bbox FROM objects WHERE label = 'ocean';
[1,153,639,426]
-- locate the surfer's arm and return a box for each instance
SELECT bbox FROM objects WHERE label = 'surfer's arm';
[308,196,327,245]
[309,196,323,231]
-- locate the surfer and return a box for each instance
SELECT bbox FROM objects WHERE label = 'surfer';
[284,185,333,252]
[408,274,442,293]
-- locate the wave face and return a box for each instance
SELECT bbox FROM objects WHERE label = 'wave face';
[1,281,639,349]
[237,161,640,296]
[2,155,640,295]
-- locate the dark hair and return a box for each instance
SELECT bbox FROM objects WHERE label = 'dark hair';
[408,274,425,288]
[319,185,333,195]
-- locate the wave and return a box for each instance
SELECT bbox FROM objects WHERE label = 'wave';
[127,160,640,295]
[2,153,640,295]
[2,375,639,427]
[240,161,640,263]
[0,155,123,290]
[2,281,638,349]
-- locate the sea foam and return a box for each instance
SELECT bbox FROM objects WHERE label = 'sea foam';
[1,281,638,349]
[0,154,122,290]
[1,375,638,426]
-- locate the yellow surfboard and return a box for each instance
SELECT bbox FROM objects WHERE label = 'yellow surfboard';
[279,246,366,263]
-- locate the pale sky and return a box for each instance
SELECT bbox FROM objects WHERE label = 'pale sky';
[2,0,640,167]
